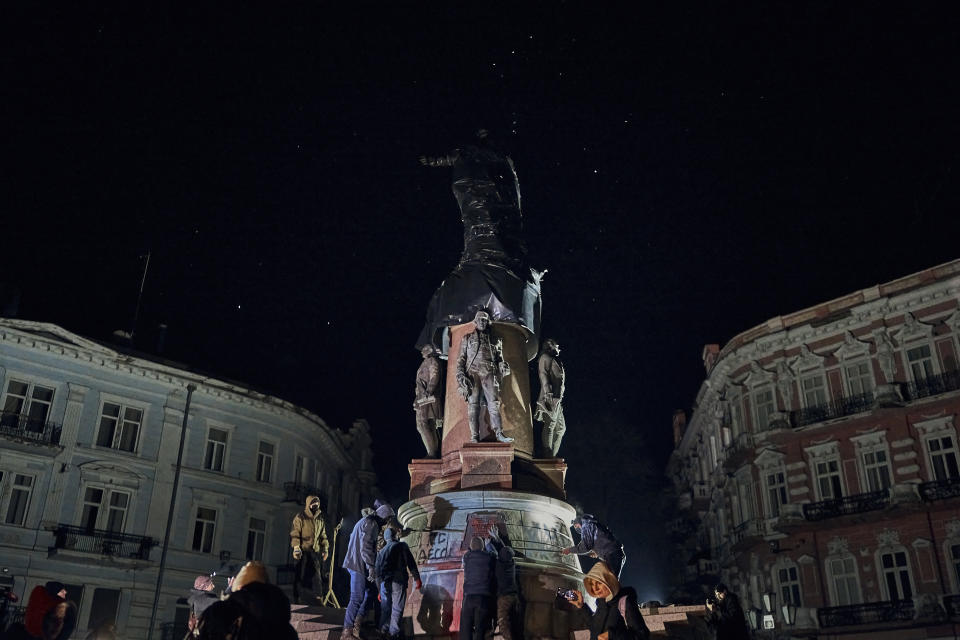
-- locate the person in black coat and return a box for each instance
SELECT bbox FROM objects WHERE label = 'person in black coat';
[484,526,521,640]
[706,583,749,640]
[561,514,626,578]
[459,537,495,640]
[564,561,649,640]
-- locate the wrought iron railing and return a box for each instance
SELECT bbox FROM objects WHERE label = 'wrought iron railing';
[792,392,875,428]
[0,411,62,445]
[730,518,766,546]
[276,563,296,585]
[818,599,914,627]
[282,481,328,506]
[159,622,189,640]
[919,477,960,501]
[904,370,960,401]
[943,594,960,619]
[802,490,890,521]
[53,524,154,560]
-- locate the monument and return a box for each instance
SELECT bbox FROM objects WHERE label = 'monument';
[401,131,584,639]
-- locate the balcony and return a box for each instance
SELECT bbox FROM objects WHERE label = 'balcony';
[818,599,914,627]
[722,433,754,470]
[802,490,890,521]
[791,392,875,428]
[904,370,960,402]
[282,481,328,506]
[919,477,960,501]
[53,524,154,560]
[730,518,766,550]
[0,411,62,446]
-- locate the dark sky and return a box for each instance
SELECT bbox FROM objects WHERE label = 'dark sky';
[6,3,960,599]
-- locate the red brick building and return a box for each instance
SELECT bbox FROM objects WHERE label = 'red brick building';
[667,259,960,638]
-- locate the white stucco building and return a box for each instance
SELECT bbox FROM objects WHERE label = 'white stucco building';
[0,318,378,638]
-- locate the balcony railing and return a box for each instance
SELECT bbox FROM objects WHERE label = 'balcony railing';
[276,563,296,585]
[53,524,154,560]
[792,392,875,428]
[919,477,960,501]
[802,490,890,521]
[0,411,62,446]
[282,481,328,506]
[159,622,189,640]
[943,594,960,619]
[818,599,915,627]
[904,370,960,401]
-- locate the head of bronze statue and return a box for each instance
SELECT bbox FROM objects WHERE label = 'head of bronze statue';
[420,344,436,358]
[473,310,490,331]
[544,338,560,355]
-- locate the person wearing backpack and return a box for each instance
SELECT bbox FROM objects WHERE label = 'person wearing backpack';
[563,561,650,640]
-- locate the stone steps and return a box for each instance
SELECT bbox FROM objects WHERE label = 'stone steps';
[289,604,345,640]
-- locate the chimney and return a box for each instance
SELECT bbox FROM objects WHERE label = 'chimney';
[157,323,168,354]
[702,344,720,375]
[672,409,687,448]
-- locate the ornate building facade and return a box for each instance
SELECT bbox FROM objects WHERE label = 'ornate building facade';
[0,318,378,638]
[668,259,960,638]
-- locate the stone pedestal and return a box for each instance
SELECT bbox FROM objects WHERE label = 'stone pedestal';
[442,322,535,460]
[460,443,514,489]
[398,490,584,640]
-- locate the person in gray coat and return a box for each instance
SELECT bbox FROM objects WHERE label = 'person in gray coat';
[343,501,395,638]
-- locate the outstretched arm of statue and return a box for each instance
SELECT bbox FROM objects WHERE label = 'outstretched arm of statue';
[419,152,458,167]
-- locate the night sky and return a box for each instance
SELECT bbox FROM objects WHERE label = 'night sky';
[6,3,960,600]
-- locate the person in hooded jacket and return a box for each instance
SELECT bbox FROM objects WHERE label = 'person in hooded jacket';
[705,583,749,640]
[197,562,297,640]
[459,537,496,640]
[561,514,626,578]
[343,500,394,638]
[375,528,421,638]
[186,575,219,638]
[564,561,649,640]
[4,583,77,640]
[484,526,521,640]
[289,494,330,604]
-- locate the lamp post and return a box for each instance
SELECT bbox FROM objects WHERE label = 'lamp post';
[762,592,777,631]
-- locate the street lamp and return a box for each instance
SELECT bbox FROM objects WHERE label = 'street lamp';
[781,602,797,626]
[762,592,776,630]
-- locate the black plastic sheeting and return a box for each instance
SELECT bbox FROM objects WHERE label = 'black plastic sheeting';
[417,141,543,361]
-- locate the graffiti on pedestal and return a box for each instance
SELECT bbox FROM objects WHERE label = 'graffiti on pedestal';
[461,511,508,550]
[416,530,463,564]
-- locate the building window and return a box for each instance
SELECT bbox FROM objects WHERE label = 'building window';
[192,507,217,553]
[87,588,121,631]
[256,441,274,483]
[815,459,844,500]
[777,564,802,606]
[730,398,744,436]
[907,344,935,381]
[294,454,306,483]
[753,387,775,430]
[1,380,55,432]
[845,361,874,397]
[950,544,960,590]
[879,550,913,600]
[827,556,861,606]
[735,480,755,525]
[80,487,131,532]
[766,470,788,517]
[927,435,960,481]
[801,373,828,407]
[862,449,892,492]
[5,474,34,526]
[204,428,228,472]
[246,517,266,561]
[95,402,144,452]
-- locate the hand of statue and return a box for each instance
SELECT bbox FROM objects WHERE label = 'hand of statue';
[293,546,302,560]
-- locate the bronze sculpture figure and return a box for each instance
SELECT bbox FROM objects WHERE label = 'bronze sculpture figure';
[414,344,444,457]
[536,338,566,456]
[456,310,514,444]
[417,130,542,360]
